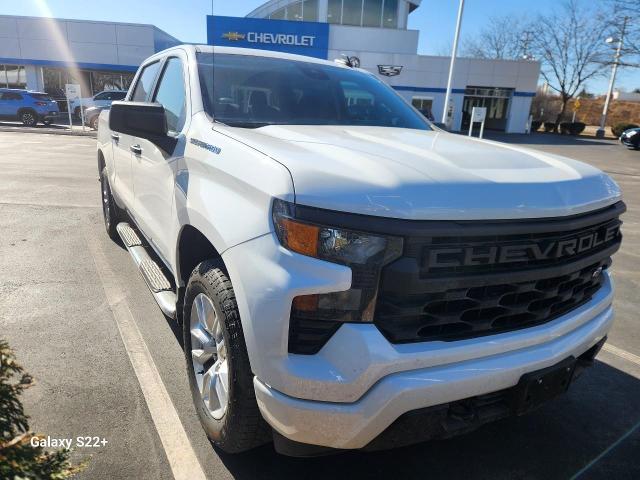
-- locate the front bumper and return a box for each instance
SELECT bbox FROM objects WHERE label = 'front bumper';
[41,111,59,121]
[222,232,615,450]
[254,297,613,450]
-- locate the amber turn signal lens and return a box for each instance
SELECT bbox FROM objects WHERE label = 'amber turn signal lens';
[292,294,319,311]
[281,218,319,256]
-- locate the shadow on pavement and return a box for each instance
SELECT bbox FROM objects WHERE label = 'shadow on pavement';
[215,360,640,480]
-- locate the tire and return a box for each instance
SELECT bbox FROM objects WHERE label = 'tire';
[74,106,81,118]
[90,116,99,130]
[183,260,270,453]
[100,167,120,241]
[20,110,37,127]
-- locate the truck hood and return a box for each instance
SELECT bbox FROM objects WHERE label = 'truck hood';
[217,125,621,220]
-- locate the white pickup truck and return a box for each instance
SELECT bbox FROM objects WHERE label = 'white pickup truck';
[97,45,624,456]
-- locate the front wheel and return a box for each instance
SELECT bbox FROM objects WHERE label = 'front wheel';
[183,260,269,453]
[20,110,37,127]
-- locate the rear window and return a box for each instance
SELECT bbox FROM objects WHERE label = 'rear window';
[30,93,54,101]
[111,91,126,100]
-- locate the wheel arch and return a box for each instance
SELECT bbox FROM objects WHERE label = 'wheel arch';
[175,224,224,288]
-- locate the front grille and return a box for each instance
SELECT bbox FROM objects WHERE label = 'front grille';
[375,202,624,343]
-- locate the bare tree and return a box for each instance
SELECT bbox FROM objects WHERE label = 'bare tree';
[462,16,528,60]
[531,0,610,129]
[609,0,640,63]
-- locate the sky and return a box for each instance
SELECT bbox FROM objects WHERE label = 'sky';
[2,0,637,94]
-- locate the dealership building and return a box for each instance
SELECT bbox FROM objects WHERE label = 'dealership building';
[1,0,540,132]
[0,15,179,105]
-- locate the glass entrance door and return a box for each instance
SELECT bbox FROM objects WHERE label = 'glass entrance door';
[461,87,513,131]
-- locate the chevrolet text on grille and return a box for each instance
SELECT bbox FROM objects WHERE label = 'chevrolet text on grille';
[426,224,620,268]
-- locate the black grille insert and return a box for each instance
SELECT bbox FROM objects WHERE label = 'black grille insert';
[375,203,624,343]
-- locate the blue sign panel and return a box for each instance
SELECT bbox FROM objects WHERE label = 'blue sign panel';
[207,16,329,60]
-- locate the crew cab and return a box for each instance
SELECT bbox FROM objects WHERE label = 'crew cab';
[97,45,624,456]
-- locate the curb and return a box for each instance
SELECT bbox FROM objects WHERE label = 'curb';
[0,126,96,137]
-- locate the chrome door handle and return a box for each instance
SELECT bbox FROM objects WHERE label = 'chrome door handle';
[130,144,142,155]
[110,133,120,142]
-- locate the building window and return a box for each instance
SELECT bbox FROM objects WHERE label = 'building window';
[382,0,398,28]
[342,0,363,26]
[270,7,286,19]
[0,65,26,89]
[363,0,384,27]
[288,1,303,21]
[303,0,319,21]
[327,0,342,23]
[324,0,394,27]
[43,67,134,101]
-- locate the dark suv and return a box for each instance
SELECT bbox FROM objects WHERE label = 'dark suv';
[0,89,60,126]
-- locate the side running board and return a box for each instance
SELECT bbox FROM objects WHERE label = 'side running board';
[116,222,177,319]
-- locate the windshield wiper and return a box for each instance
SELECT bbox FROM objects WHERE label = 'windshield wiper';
[222,121,272,129]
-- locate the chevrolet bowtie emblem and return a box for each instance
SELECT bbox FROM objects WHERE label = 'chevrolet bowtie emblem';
[222,32,246,41]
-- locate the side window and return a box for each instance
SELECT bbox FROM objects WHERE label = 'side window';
[131,61,161,102]
[112,92,126,100]
[4,92,23,101]
[153,57,186,133]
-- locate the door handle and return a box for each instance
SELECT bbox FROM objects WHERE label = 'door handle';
[110,133,120,142]
[130,144,142,155]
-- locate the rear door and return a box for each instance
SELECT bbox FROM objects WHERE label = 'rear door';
[132,54,189,260]
[0,92,10,117]
[0,92,22,118]
[111,61,161,211]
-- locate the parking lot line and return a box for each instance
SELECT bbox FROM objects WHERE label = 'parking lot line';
[602,343,640,368]
[84,226,207,480]
[570,418,640,479]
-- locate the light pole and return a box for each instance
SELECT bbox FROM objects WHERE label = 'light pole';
[596,16,628,138]
[441,0,465,127]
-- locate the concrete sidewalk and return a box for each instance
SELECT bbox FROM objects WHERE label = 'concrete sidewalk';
[0,121,96,137]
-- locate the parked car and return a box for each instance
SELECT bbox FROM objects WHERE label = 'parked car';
[71,90,127,118]
[620,127,640,149]
[84,105,109,130]
[0,88,60,126]
[98,45,624,456]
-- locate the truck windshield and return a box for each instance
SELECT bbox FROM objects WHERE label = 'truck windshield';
[197,52,430,130]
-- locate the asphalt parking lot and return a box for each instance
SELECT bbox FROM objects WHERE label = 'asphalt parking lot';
[1,130,639,479]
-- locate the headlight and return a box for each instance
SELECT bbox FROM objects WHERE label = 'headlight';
[272,199,403,323]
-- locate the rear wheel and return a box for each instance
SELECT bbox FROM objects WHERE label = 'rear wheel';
[100,167,120,241]
[183,260,269,453]
[20,110,37,127]
[90,116,99,130]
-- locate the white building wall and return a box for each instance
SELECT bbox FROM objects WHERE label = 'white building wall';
[329,37,540,133]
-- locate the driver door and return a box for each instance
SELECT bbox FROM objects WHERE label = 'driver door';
[132,54,189,261]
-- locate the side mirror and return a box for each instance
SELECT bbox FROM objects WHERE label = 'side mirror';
[109,101,177,152]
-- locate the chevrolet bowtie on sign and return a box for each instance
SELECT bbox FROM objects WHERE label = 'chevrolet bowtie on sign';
[222,32,246,41]
[378,65,403,76]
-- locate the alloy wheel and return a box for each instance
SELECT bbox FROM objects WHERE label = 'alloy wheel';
[190,293,229,420]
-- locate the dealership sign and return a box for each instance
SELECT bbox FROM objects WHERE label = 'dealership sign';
[207,16,329,59]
